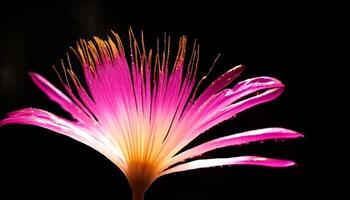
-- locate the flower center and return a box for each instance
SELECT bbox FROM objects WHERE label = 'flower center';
[126,161,158,195]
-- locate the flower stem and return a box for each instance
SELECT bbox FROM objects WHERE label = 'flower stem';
[132,189,145,200]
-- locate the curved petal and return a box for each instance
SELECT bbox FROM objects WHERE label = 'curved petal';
[160,156,295,176]
[0,108,126,171]
[29,72,92,123]
[193,87,285,136]
[199,77,284,122]
[194,77,284,122]
[165,128,303,168]
[194,64,244,106]
[159,84,284,164]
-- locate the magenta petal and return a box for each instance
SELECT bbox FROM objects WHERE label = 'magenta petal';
[189,77,284,135]
[0,108,106,158]
[232,76,283,93]
[1,107,97,143]
[161,156,296,176]
[194,77,284,119]
[195,88,284,135]
[29,72,92,123]
[194,65,244,106]
[162,85,285,163]
[0,107,126,169]
[166,128,303,167]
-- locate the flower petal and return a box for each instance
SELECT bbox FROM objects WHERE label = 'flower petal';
[194,64,244,106]
[165,128,303,168]
[29,72,92,123]
[192,87,285,139]
[0,108,126,170]
[159,78,284,164]
[160,156,295,176]
[198,77,284,123]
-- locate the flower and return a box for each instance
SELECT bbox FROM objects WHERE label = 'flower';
[0,30,303,200]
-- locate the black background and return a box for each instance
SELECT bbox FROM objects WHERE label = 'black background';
[0,1,312,199]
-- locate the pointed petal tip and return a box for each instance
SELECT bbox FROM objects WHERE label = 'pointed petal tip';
[235,64,245,70]
[256,159,296,167]
[250,157,298,168]
[0,117,22,127]
[0,118,25,128]
[288,133,304,139]
[228,64,245,73]
[28,71,39,78]
[257,76,285,88]
[281,128,304,139]
[277,160,297,167]
[294,132,304,138]
[29,72,44,84]
[276,128,304,138]
[278,82,285,88]
[271,80,285,89]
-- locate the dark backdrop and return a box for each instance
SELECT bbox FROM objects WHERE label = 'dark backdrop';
[1,1,310,199]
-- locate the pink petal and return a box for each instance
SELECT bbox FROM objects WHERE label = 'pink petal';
[160,79,284,163]
[0,108,126,170]
[193,87,285,138]
[166,128,303,168]
[169,76,280,137]
[29,72,93,123]
[198,77,284,124]
[194,64,244,106]
[188,77,284,124]
[0,108,100,147]
[161,156,296,176]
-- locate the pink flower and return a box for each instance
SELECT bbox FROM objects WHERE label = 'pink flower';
[0,30,303,200]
